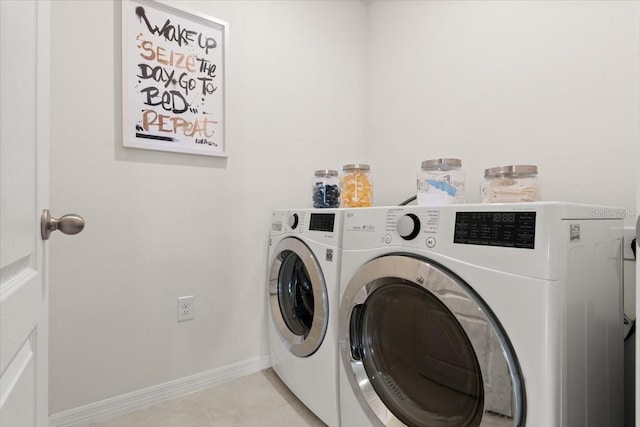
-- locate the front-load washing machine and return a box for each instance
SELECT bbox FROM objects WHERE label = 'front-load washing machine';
[338,203,624,427]
[268,209,343,426]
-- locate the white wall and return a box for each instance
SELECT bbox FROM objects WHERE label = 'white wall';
[49,0,639,416]
[365,6,639,423]
[367,0,639,212]
[49,0,367,414]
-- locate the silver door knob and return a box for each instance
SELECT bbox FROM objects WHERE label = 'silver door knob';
[41,209,85,240]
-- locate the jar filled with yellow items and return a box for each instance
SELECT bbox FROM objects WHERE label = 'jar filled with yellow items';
[340,164,373,207]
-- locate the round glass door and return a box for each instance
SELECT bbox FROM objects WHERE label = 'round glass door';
[340,255,525,427]
[269,237,328,357]
[278,250,315,337]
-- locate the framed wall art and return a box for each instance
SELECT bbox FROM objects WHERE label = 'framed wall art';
[122,0,228,157]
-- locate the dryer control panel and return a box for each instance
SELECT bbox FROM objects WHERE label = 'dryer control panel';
[453,211,536,249]
[342,203,623,281]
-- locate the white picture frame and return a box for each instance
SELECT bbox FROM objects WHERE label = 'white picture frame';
[122,0,228,157]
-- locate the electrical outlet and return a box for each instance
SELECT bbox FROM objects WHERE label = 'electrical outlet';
[177,295,195,322]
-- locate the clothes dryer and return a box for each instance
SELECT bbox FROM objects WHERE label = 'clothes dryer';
[338,203,624,427]
[268,209,343,426]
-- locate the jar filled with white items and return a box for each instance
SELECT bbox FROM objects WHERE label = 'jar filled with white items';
[417,158,465,205]
[481,165,541,203]
[312,169,340,208]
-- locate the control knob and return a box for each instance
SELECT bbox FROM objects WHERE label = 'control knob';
[397,214,421,240]
[288,213,299,230]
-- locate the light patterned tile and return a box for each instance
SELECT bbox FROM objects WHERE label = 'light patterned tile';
[93,392,212,427]
[91,408,159,427]
[271,400,327,426]
[224,400,326,427]
[139,392,212,427]
[199,369,298,426]
[91,369,327,427]
[260,368,299,403]
[296,402,329,426]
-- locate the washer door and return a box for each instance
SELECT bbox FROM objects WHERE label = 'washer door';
[269,237,329,357]
[340,255,525,427]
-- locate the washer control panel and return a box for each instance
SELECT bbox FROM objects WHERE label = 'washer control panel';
[309,213,335,232]
[271,210,343,246]
[288,213,299,230]
[396,214,421,240]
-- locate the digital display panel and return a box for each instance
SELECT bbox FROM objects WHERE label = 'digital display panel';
[454,212,536,249]
[309,213,335,232]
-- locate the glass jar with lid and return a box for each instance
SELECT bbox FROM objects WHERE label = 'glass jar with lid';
[417,158,465,206]
[340,164,373,208]
[312,169,340,208]
[481,165,541,203]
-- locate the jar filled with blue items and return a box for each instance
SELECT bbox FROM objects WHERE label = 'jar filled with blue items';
[417,158,465,206]
[312,170,340,208]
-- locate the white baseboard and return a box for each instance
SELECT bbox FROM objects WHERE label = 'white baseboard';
[49,355,271,427]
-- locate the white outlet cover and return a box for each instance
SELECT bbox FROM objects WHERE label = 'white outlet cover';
[177,295,195,321]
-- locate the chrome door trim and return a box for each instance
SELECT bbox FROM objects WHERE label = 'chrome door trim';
[269,237,329,357]
[339,254,525,427]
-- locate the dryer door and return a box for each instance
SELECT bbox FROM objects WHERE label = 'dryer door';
[340,255,525,427]
[269,237,329,357]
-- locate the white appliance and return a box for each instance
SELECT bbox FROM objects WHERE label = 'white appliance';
[338,203,624,427]
[268,209,343,427]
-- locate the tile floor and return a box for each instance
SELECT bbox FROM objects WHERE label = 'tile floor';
[91,369,327,427]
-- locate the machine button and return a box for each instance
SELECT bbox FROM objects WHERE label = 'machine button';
[288,213,299,230]
[397,214,421,240]
[426,237,436,248]
[384,234,392,244]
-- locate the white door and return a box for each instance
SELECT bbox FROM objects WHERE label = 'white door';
[637,147,640,422]
[0,1,50,425]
